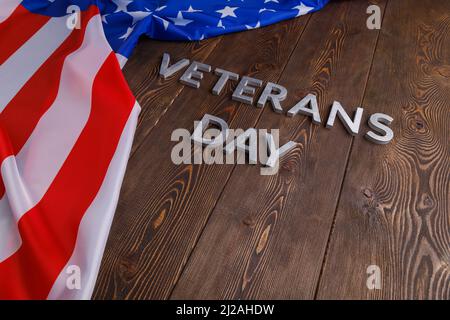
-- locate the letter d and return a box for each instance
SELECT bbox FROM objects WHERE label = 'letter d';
[191,114,229,147]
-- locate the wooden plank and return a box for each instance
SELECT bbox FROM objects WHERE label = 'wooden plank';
[171,0,386,299]
[317,0,450,299]
[93,16,311,299]
[122,37,222,156]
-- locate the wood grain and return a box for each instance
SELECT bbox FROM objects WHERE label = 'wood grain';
[94,0,449,300]
[122,37,222,156]
[171,0,387,299]
[93,16,311,299]
[317,0,450,299]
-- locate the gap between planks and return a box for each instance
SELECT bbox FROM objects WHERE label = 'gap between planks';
[312,0,390,299]
[167,14,314,299]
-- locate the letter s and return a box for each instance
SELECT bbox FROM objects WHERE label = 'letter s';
[365,113,394,144]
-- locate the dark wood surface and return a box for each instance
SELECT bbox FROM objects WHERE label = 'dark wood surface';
[317,0,450,299]
[93,0,450,299]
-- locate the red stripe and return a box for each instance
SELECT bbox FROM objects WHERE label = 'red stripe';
[0,5,50,66]
[0,6,98,197]
[0,53,135,299]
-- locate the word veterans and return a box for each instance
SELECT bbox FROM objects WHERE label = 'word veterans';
[159,53,395,144]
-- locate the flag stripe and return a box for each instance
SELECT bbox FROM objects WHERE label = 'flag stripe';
[0,5,50,65]
[115,53,128,69]
[0,0,23,23]
[0,7,98,198]
[0,14,111,262]
[47,102,140,300]
[0,15,72,113]
[0,51,135,299]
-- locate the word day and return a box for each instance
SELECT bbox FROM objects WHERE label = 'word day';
[160,53,395,145]
[171,114,295,175]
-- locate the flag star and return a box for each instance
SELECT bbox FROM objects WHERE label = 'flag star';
[119,26,134,40]
[259,8,276,13]
[292,2,314,17]
[265,0,279,3]
[155,5,167,12]
[101,14,109,24]
[184,5,202,13]
[112,0,132,13]
[216,6,238,18]
[245,21,260,29]
[217,19,225,28]
[168,11,193,26]
[127,10,152,25]
[155,16,169,30]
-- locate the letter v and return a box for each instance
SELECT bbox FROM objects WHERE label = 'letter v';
[159,53,190,79]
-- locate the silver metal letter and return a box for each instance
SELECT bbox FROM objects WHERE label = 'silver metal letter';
[365,113,394,144]
[180,61,212,88]
[326,101,363,135]
[224,128,258,164]
[212,68,239,95]
[159,53,190,79]
[287,93,321,124]
[263,134,297,168]
[191,114,229,147]
[232,76,263,105]
[257,82,287,113]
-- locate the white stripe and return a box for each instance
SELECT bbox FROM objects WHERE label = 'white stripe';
[0,15,112,262]
[0,195,20,260]
[0,0,23,23]
[116,53,128,69]
[48,102,140,300]
[0,15,72,113]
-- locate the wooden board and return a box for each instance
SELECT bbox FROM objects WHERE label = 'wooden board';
[93,0,449,299]
[316,0,450,299]
[122,37,222,156]
[171,0,386,300]
[93,15,311,299]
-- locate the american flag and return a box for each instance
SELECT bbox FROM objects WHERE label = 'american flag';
[0,0,328,299]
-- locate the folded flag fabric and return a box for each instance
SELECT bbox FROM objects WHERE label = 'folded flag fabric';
[0,0,328,299]
[101,0,329,61]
